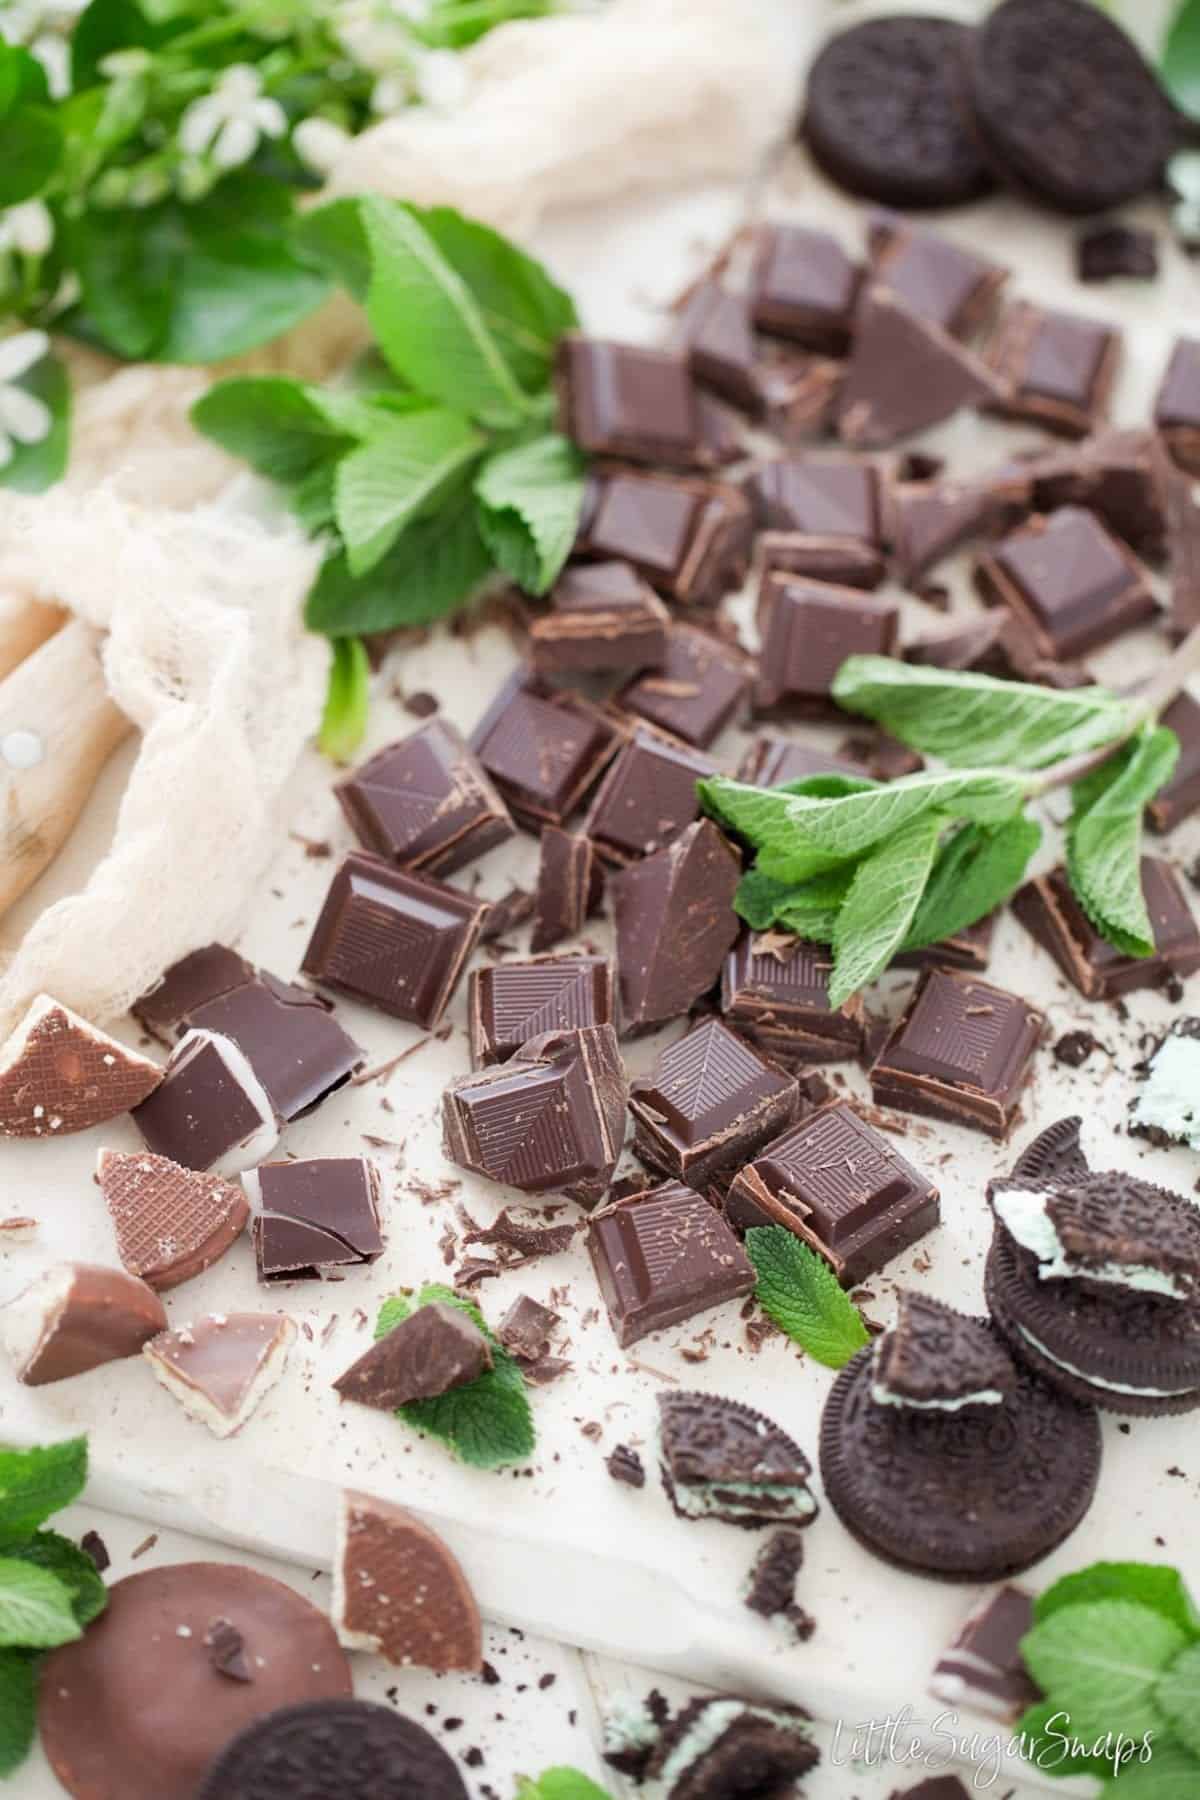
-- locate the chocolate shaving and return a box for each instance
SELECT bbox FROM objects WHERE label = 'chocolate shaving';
[205,1617,253,1683]
[79,1530,110,1573]
[463,1207,576,1263]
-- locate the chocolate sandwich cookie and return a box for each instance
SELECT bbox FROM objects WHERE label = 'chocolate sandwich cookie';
[196,1700,469,1800]
[805,16,992,210]
[820,1305,1101,1580]
[645,1695,819,1798]
[986,1166,1200,1416]
[1009,1115,1089,1186]
[39,1564,352,1800]
[962,0,1177,215]
[657,1391,818,1529]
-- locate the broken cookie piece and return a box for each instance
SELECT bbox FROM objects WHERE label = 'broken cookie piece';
[143,1312,294,1437]
[646,1694,819,1796]
[332,1489,482,1672]
[0,996,161,1138]
[333,1302,492,1410]
[989,1173,1200,1301]
[97,1148,249,1291]
[871,1291,1016,1410]
[5,1263,167,1384]
[243,1157,382,1282]
[657,1391,818,1529]
[744,1528,814,1641]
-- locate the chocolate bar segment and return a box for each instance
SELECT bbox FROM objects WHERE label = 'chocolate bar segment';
[335,1303,491,1409]
[891,479,1009,587]
[744,456,882,547]
[870,969,1043,1139]
[985,300,1120,438]
[530,827,603,954]
[442,1024,626,1207]
[722,932,864,1064]
[134,944,256,1045]
[1148,693,1200,832]
[334,718,514,877]
[1012,859,1200,1000]
[469,669,619,829]
[976,507,1156,662]
[189,974,362,1122]
[724,1100,940,1285]
[1155,336,1200,477]
[630,1016,797,1195]
[132,1029,279,1175]
[893,912,995,974]
[930,1587,1042,1723]
[614,624,750,748]
[868,216,1007,340]
[750,224,861,354]
[581,469,751,607]
[245,1157,383,1282]
[836,288,1004,450]
[754,575,899,714]
[611,820,741,1032]
[677,279,762,414]
[587,1180,754,1346]
[584,731,717,865]
[737,736,866,787]
[1025,428,1165,560]
[468,953,613,1067]
[301,852,487,1028]
[557,336,707,469]
[754,530,886,593]
[529,562,669,676]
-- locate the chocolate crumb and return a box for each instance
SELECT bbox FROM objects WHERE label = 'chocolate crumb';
[79,1530,110,1573]
[607,1444,646,1488]
[403,690,440,718]
[745,1529,808,1631]
[1053,1029,1102,1068]
[480,1661,501,1686]
[205,1617,253,1683]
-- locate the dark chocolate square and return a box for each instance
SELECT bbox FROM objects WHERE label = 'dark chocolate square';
[870,970,1043,1138]
[754,576,899,713]
[587,1179,755,1346]
[869,218,1007,340]
[1148,692,1200,832]
[583,472,750,606]
[615,625,750,748]
[530,826,603,955]
[557,336,703,468]
[1012,859,1200,1000]
[755,529,887,593]
[1155,336,1200,477]
[133,1032,276,1173]
[529,561,669,677]
[744,457,881,545]
[737,735,867,786]
[677,279,762,414]
[893,912,996,974]
[469,669,620,828]
[976,507,1156,661]
[189,973,362,1122]
[301,851,487,1027]
[468,953,613,1066]
[930,1586,1041,1724]
[334,717,513,878]
[133,945,256,1046]
[721,931,864,1062]
[750,225,861,353]
[251,1156,382,1280]
[583,731,717,865]
[986,300,1119,438]
[724,1100,940,1286]
[630,1016,797,1194]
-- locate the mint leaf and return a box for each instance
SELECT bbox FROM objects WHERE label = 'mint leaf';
[191,378,376,484]
[295,198,373,302]
[0,1438,87,1546]
[1091,1743,1200,1796]
[1163,0,1200,120]
[745,1225,870,1368]
[0,1560,82,1649]
[306,489,491,637]
[373,1286,535,1470]
[360,197,529,428]
[830,810,944,1007]
[1015,1699,1130,1784]
[515,1770,614,1800]
[413,206,578,394]
[0,351,70,495]
[12,1532,106,1629]
[1021,1600,1185,1741]
[1035,1563,1200,1638]
[901,814,1041,953]
[832,656,1132,771]
[0,1650,35,1778]
[1157,1642,1200,1757]
[734,865,855,938]
[1067,726,1179,958]
[335,409,483,576]
[475,433,586,595]
[318,637,370,765]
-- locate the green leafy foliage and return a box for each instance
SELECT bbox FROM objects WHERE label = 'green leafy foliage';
[0,1559,81,1650]
[0,1439,87,1548]
[305,490,492,637]
[829,811,943,1007]
[1105,1743,1200,1797]
[0,352,70,495]
[1157,1642,1200,1758]
[11,1532,107,1630]
[514,1770,614,1800]
[317,636,370,764]
[0,45,62,206]
[1035,1562,1200,1637]
[1163,0,1200,119]
[1015,1698,1131,1785]
[374,1286,535,1470]
[900,815,1041,954]
[1021,1600,1183,1743]
[334,408,483,576]
[475,434,586,595]
[745,1226,870,1369]
[0,1651,36,1778]
[1067,726,1180,958]
[190,378,376,483]
[733,865,855,939]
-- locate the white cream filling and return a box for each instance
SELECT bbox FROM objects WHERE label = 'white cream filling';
[670,1478,817,1522]
[1132,1032,1200,1150]
[602,1699,663,1758]
[656,1700,812,1789]
[1016,1323,1197,1398]
[173,1030,279,1176]
[3,1265,73,1379]
[994,1186,1187,1300]
[870,1382,1005,1412]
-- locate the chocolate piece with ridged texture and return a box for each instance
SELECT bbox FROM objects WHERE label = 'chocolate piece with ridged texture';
[468,954,613,1067]
[334,717,513,877]
[530,826,603,954]
[588,1183,753,1348]
[656,1390,817,1528]
[0,996,161,1138]
[97,1148,249,1291]
[334,1302,492,1410]
[1012,858,1200,999]
[333,1491,481,1672]
[195,1700,468,1800]
[611,820,741,1032]
[870,969,1043,1139]
[721,931,865,1064]
[443,1024,626,1207]
[302,852,487,1028]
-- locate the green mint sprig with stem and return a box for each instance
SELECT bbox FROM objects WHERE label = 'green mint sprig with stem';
[192,194,586,759]
[699,625,1200,1009]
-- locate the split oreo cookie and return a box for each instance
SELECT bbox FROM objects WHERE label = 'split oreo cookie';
[645,1695,819,1797]
[820,1316,1101,1580]
[196,1701,469,1800]
[805,16,993,210]
[657,1391,818,1529]
[962,0,1178,215]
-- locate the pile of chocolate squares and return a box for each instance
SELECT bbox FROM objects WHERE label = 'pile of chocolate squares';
[129,212,1200,1344]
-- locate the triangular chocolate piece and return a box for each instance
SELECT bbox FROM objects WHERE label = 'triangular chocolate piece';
[333,1490,482,1672]
[838,288,1005,449]
[334,1302,493,1410]
[611,821,740,1030]
[892,480,1001,585]
[143,1312,294,1437]
[871,1292,1015,1409]
[98,1149,248,1290]
[0,996,161,1138]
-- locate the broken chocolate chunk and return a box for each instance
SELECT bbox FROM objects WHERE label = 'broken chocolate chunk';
[611,821,741,1032]
[245,1157,383,1282]
[205,1618,253,1684]
[588,1182,754,1347]
[334,718,514,878]
[497,1293,559,1361]
[334,1302,493,1410]
[606,1444,646,1489]
[468,954,613,1067]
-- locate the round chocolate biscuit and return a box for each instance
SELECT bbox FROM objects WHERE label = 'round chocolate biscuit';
[805,17,993,210]
[196,1700,470,1799]
[986,1228,1200,1418]
[39,1563,352,1800]
[962,0,1177,215]
[1009,1115,1089,1186]
[820,1322,1101,1580]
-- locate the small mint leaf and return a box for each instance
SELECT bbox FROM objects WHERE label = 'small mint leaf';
[515,1769,614,1800]
[0,1437,87,1547]
[191,377,375,484]
[334,407,483,576]
[0,1649,36,1777]
[1084,1742,1200,1796]
[745,1226,870,1369]
[1067,726,1180,958]
[372,1287,535,1470]
[305,490,491,638]
[12,1532,106,1629]
[829,809,943,1007]
[1157,1641,1200,1757]
[474,433,586,595]
[1163,0,1200,121]
[733,865,854,938]
[901,814,1041,953]
[1034,1562,1200,1638]
[0,1559,82,1649]
[1015,1699,1132,1784]
[1021,1599,1185,1742]
[317,636,370,765]
[0,351,69,495]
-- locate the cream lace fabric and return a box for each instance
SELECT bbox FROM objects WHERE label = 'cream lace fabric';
[0,0,803,1035]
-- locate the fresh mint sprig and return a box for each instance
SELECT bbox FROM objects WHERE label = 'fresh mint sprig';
[373,1285,536,1470]
[745,1226,870,1369]
[194,196,586,756]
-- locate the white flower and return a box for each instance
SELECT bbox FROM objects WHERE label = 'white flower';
[30,30,69,96]
[178,64,287,171]
[0,330,52,468]
[292,116,351,176]
[335,0,428,75]
[370,71,408,115]
[411,48,467,111]
[0,0,85,45]
[0,199,53,257]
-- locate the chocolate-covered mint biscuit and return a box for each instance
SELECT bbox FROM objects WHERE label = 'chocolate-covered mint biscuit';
[196,1700,469,1800]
